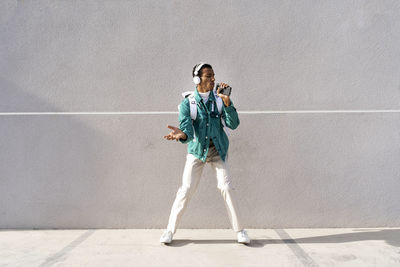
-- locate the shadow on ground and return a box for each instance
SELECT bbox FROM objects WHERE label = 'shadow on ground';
[165,229,400,248]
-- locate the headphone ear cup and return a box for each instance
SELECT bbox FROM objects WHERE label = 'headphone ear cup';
[193,76,200,85]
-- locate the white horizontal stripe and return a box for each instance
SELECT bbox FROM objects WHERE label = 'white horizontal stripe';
[0,111,178,116]
[240,110,400,114]
[0,110,399,116]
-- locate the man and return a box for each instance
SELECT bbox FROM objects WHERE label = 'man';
[161,63,250,244]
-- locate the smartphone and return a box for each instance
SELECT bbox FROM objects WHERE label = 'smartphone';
[216,83,232,96]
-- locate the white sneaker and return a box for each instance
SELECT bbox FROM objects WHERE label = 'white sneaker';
[160,230,173,244]
[237,230,250,244]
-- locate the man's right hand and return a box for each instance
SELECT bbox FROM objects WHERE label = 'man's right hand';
[163,125,187,142]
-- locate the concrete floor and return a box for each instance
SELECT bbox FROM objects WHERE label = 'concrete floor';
[0,228,399,267]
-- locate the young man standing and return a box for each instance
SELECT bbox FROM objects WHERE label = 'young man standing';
[161,63,250,244]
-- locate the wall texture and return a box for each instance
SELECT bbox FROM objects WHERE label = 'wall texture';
[1,0,399,229]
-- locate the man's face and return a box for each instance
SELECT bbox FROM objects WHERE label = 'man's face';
[199,68,215,92]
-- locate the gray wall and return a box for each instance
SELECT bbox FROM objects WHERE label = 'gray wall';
[1,0,399,229]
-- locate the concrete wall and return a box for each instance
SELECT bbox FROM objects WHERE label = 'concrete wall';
[1,0,399,229]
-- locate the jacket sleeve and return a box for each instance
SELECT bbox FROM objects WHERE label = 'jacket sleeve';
[178,98,194,144]
[222,100,240,130]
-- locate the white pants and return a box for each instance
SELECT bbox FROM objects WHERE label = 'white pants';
[166,146,243,234]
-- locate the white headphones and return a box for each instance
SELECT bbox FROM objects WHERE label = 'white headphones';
[193,62,207,85]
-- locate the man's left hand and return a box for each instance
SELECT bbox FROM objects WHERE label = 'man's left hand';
[217,82,231,107]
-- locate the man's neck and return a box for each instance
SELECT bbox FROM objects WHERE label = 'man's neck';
[197,86,210,93]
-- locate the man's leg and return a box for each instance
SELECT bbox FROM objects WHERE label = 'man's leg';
[208,147,243,232]
[166,153,205,234]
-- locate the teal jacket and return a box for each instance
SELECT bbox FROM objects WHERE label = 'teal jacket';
[179,88,240,162]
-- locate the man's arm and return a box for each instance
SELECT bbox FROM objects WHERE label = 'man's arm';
[217,83,240,130]
[163,98,194,142]
[178,98,194,143]
[222,101,240,130]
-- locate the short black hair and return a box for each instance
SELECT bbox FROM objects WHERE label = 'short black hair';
[192,63,213,77]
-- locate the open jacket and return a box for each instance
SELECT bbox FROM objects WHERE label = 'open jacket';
[179,88,240,162]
